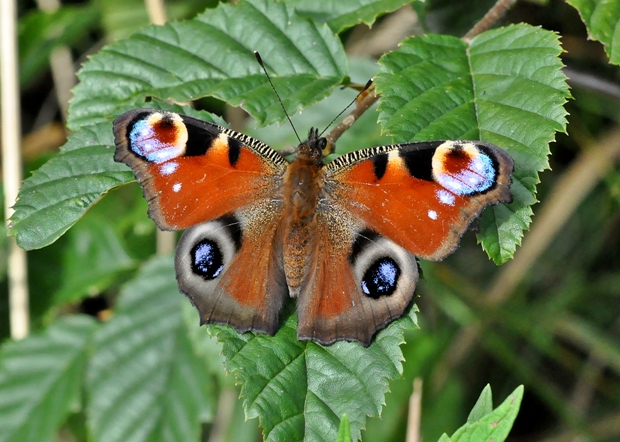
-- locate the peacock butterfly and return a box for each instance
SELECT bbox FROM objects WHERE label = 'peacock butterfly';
[113,108,513,347]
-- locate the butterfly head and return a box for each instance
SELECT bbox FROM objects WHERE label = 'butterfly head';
[296,128,330,165]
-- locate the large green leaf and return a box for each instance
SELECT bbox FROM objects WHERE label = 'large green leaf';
[87,256,214,442]
[288,0,413,33]
[375,24,569,263]
[9,104,224,251]
[213,303,418,442]
[9,122,132,251]
[68,0,348,130]
[566,0,620,65]
[0,316,97,442]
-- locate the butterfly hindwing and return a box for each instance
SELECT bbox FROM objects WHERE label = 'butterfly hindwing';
[175,208,288,335]
[295,216,419,347]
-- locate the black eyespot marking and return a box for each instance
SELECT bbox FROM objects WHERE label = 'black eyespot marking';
[190,239,224,280]
[372,153,388,180]
[400,148,434,181]
[349,229,380,265]
[361,257,400,299]
[228,137,242,167]
[182,118,217,157]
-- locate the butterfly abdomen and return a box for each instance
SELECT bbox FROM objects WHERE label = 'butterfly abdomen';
[281,153,325,294]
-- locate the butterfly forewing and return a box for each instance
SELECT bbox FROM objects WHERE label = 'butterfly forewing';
[325,140,513,261]
[113,109,288,230]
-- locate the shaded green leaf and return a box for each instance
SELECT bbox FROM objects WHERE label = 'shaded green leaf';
[0,316,97,442]
[375,24,569,263]
[446,385,524,442]
[69,0,348,130]
[288,0,413,33]
[87,256,214,442]
[53,211,135,305]
[467,384,493,423]
[566,0,620,64]
[19,5,100,87]
[213,303,418,442]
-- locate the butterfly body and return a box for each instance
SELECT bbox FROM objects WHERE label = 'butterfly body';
[114,109,513,347]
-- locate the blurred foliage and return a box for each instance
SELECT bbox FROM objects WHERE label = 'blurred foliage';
[2,0,620,441]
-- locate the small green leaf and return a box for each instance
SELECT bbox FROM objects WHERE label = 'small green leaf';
[566,0,620,65]
[448,385,524,442]
[439,385,523,442]
[467,384,493,423]
[0,316,98,442]
[213,303,418,442]
[376,24,569,263]
[69,0,348,130]
[336,414,352,442]
[87,256,214,442]
[288,0,413,33]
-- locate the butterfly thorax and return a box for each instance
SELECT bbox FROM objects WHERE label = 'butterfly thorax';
[281,130,327,295]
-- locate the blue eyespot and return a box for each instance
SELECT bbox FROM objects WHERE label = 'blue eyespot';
[129,119,185,163]
[361,257,400,299]
[191,239,224,280]
[437,151,495,195]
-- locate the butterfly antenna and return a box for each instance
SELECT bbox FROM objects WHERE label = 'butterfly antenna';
[254,51,301,143]
[318,79,374,138]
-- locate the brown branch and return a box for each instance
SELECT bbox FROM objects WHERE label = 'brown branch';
[463,0,518,42]
[325,86,380,154]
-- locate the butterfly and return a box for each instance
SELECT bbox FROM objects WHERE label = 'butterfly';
[113,108,513,347]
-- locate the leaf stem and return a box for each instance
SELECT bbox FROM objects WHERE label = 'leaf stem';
[463,0,518,41]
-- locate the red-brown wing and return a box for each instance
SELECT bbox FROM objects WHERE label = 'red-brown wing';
[295,205,418,347]
[113,109,288,230]
[175,205,288,336]
[324,140,513,260]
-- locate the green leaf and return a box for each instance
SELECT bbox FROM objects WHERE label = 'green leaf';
[10,103,225,251]
[288,0,413,33]
[9,122,132,250]
[566,0,620,65]
[213,303,418,442]
[53,211,135,305]
[18,5,100,87]
[466,384,493,423]
[0,316,98,442]
[68,0,348,130]
[446,385,524,442]
[375,24,569,263]
[87,256,214,442]
[336,414,352,442]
